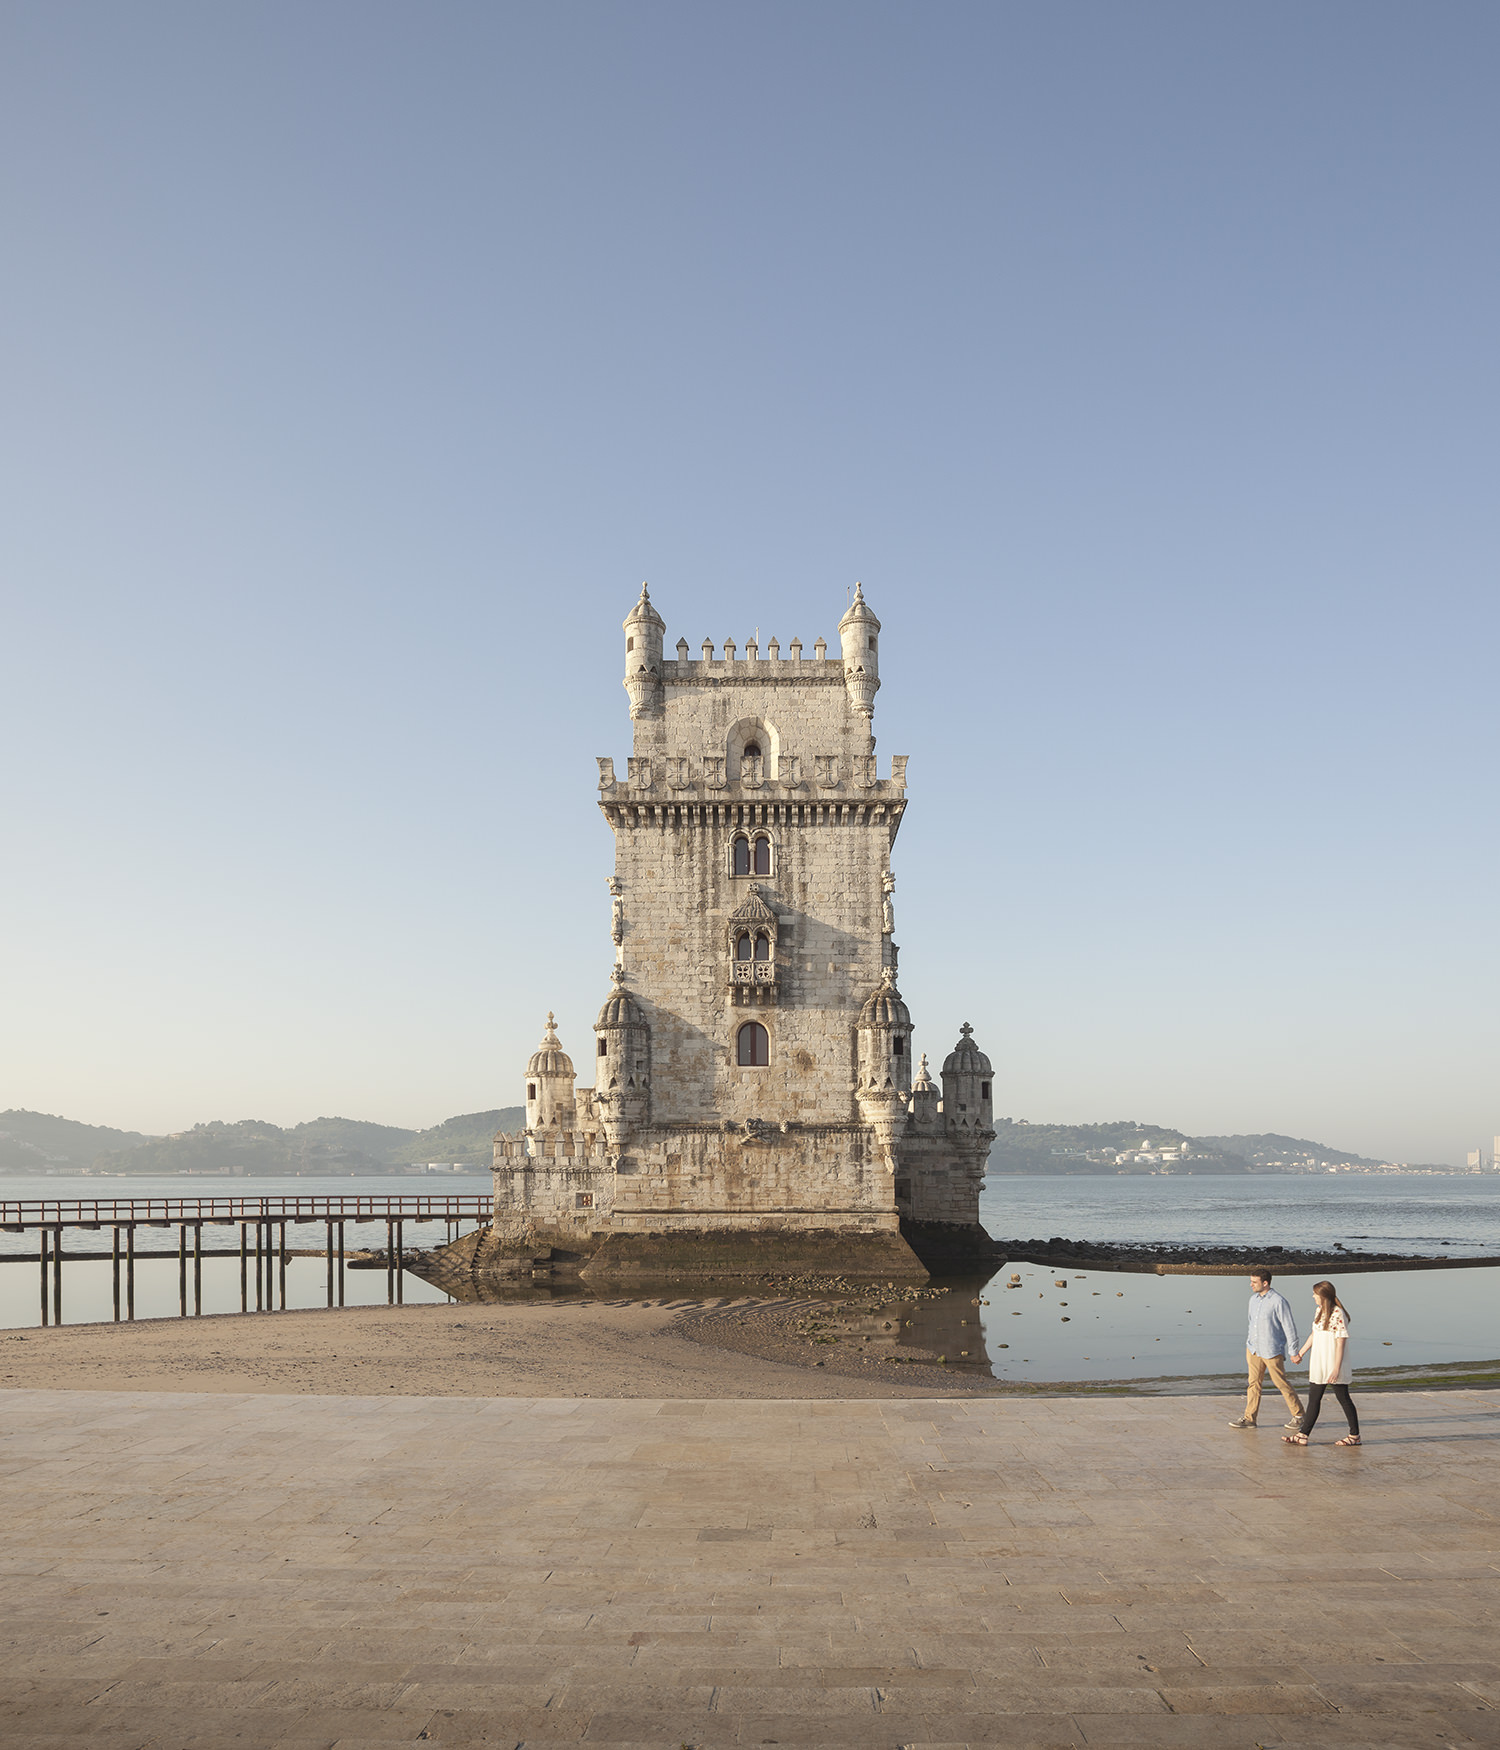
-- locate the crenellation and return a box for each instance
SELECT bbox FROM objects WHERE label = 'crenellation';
[493,581,994,1273]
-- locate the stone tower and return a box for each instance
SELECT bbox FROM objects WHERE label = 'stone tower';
[491,583,995,1277]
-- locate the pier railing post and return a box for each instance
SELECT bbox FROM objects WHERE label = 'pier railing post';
[178,1224,187,1317]
[240,1223,248,1313]
[39,1228,48,1327]
[255,1222,263,1311]
[338,1219,345,1307]
[53,1224,62,1326]
[113,1226,121,1322]
[278,1220,286,1310]
[127,1224,135,1320]
[194,1224,202,1316]
[326,1219,333,1307]
[395,1218,404,1304]
[386,1218,394,1305]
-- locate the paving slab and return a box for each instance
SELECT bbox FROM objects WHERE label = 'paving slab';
[0,1388,1497,1747]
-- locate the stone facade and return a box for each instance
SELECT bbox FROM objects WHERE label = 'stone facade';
[491,583,996,1273]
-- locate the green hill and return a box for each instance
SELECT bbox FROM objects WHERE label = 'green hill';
[990,1119,1251,1175]
[0,1109,151,1172]
[404,1110,525,1163]
[84,1109,527,1176]
[1194,1133,1385,1170]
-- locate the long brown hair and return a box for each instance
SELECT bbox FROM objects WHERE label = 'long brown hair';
[1312,1280,1351,1329]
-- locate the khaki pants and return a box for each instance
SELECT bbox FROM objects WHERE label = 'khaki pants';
[1245,1350,1303,1423]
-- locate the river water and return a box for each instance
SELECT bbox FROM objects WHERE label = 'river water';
[2,1171,1496,1381]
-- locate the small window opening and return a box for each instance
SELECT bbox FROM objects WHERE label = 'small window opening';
[753,836,771,875]
[753,933,770,961]
[575,1191,593,1209]
[527,1083,537,1100]
[743,740,761,757]
[736,933,753,961]
[981,1081,991,1099]
[868,635,876,650]
[733,835,751,876]
[598,1037,609,1056]
[626,636,634,651]
[737,1021,769,1067]
[892,1036,905,1056]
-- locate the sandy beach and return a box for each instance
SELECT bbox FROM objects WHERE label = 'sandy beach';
[0,1294,993,1400]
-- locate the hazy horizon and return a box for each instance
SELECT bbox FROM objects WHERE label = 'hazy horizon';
[3,5,1496,1164]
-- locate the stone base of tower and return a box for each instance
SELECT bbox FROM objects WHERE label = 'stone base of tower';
[899,1218,1003,1274]
[579,1225,928,1281]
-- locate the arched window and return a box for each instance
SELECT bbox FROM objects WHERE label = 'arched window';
[743,740,761,757]
[736,933,753,961]
[737,1021,769,1067]
[733,835,751,876]
[753,835,771,875]
[753,933,770,961]
[598,1037,608,1056]
[892,1036,905,1056]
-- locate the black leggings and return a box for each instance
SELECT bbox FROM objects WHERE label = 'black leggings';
[1300,1381,1359,1437]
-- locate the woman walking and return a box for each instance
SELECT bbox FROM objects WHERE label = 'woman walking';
[1283,1280,1360,1447]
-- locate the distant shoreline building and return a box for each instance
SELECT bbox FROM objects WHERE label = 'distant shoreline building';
[489,584,995,1276]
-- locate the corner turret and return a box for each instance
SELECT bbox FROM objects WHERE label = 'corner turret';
[623,583,666,718]
[838,582,881,720]
[525,1012,577,1130]
[593,968,651,1145]
[940,1022,993,1134]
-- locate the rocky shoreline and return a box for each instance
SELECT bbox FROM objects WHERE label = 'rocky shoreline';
[993,1238,1500,1274]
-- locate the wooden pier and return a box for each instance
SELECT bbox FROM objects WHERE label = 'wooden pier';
[1,1194,492,1325]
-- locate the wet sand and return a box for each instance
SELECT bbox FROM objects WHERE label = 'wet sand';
[0,1294,989,1399]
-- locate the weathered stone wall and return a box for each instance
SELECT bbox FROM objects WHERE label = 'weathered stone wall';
[491,1132,614,1247]
[609,1122,898,1232]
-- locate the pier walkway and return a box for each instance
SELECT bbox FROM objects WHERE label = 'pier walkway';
[0,1194,491,1323]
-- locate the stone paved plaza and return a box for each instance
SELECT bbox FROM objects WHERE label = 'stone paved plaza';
[2,1387,1497,1748]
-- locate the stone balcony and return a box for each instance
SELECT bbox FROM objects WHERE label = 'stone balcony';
[729,959,777,1004]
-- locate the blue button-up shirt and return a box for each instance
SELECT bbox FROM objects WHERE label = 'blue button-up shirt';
[1247,1287,1299,1359]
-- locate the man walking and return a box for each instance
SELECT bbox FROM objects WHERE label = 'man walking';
[1228,1267,1305,1429]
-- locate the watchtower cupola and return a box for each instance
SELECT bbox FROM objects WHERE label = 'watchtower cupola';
[940,1022,993,1133]
[856,967,913,1095]
[525,1012,577,1130]
[623,583,666,718]
[593,968,651,1143]
[838,582,881,719]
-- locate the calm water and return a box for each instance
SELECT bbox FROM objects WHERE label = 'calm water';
[979,1172,1500,1257]
[3,1171,1496,1381]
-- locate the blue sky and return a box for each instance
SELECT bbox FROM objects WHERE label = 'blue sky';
[2,3,1496,1161]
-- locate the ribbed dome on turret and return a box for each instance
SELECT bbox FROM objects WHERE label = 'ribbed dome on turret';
[596,983,645,1029]
[526,1012,575,1078]
[942,1022,991,1078]
[858,972,911,1032]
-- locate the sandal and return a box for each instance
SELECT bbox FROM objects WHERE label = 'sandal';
[1334,1435,1361,1447]
[1281,1432,1308,1445]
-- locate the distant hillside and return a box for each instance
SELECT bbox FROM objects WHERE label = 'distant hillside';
[405,1110,525,1162]
[0,1109,151,1172]
[1194,1133,1386,1170]
[990,1119,1251,1175]
[84,1109,527,1176]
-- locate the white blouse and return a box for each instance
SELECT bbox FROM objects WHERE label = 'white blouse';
[1308,1306,1352,1385]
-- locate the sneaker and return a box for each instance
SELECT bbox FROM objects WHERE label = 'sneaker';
[1284,1419,1304,1430]
[1227,1416,1256,1428]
